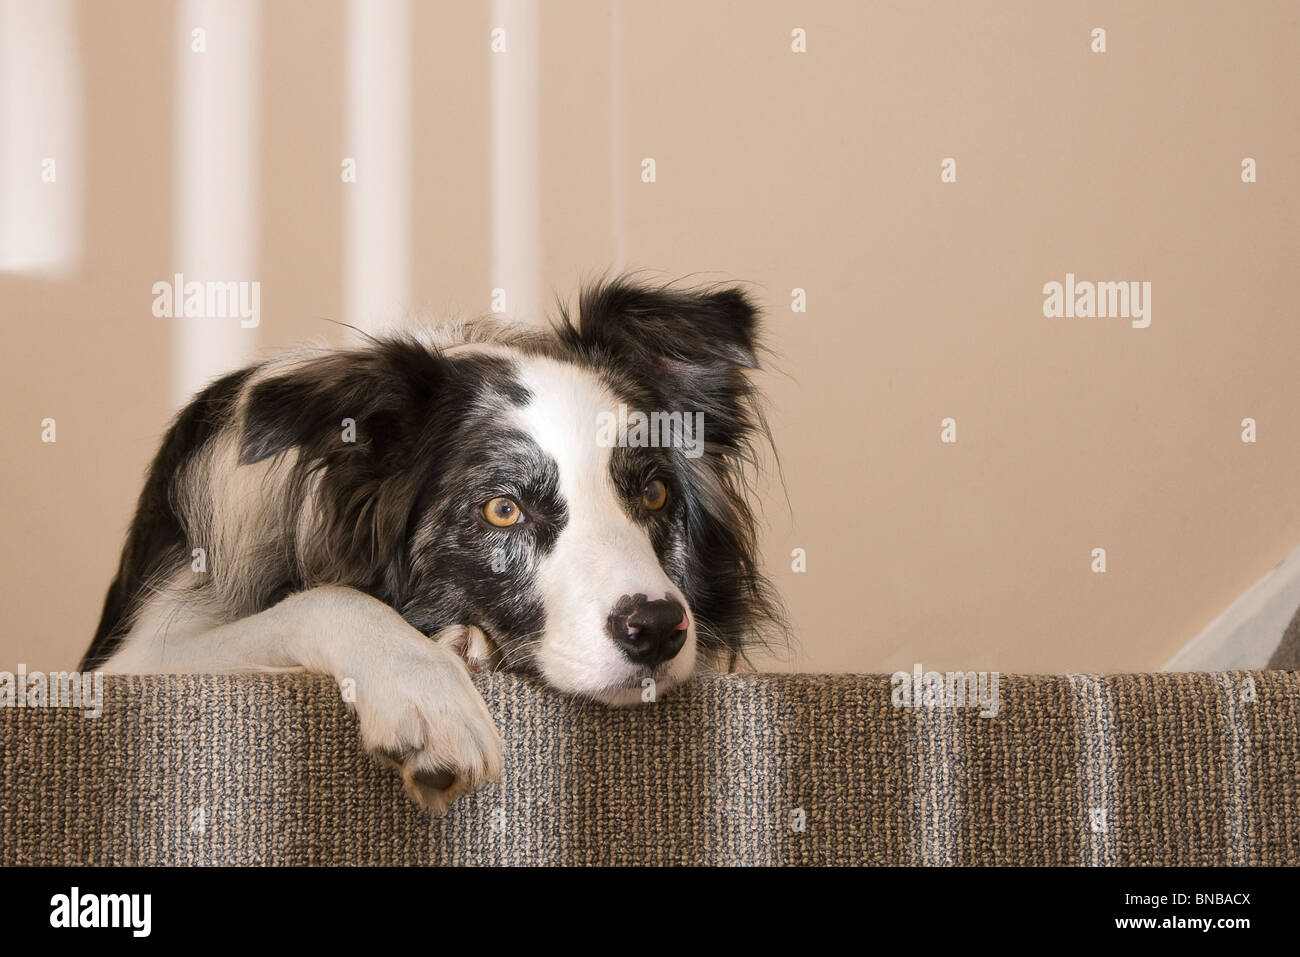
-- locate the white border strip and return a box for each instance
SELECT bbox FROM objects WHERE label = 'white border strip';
[1164,543,1300,671]
[490,0,541,324]
[343,0,412,336]
[171,0,260,408]
[0,0,82,276]
[609,0,625,275]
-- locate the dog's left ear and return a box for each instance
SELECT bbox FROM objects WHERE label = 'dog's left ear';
[573,279,758,365]
[568,278,761,417]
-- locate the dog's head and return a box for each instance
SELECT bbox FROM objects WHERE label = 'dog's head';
[239,279,782,704]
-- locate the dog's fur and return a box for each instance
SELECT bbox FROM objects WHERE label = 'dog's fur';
[82,278,782,810]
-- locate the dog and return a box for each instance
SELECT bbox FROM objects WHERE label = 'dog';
[81,278,783,812]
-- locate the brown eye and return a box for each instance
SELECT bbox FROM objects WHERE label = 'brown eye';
[641,478,669,512]
[483,497,524,527]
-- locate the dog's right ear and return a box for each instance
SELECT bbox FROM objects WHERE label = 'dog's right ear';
[236,341,450,591]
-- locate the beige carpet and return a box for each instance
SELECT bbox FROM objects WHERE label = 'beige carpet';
[1,671,1297,865]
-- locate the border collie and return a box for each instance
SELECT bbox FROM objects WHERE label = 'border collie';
[81,278,783,812]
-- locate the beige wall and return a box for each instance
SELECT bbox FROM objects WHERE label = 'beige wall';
[2,0,1298,674]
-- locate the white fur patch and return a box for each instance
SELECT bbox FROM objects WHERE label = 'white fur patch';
[512,356,696,705]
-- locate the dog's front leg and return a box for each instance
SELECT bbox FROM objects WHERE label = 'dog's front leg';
[106,585,504,813]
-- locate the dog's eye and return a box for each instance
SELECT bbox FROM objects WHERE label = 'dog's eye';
[641,479,669,512]
[483,497,525,527]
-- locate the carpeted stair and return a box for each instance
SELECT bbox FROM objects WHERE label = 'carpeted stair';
[1,671,1297,865]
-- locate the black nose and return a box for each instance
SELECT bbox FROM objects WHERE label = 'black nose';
[608,594,689,666]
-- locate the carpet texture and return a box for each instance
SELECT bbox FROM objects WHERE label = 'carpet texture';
[1,671,1297,865]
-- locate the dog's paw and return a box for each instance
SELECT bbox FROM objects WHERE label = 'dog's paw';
[354,636,504,814]
[435,623,499,672]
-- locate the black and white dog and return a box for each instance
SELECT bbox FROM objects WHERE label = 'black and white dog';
[81,278,782,811]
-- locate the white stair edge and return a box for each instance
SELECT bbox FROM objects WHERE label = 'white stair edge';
[1164,542,1300,671]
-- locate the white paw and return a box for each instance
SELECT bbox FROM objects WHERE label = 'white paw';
[435,623,499,673]
[352,629,504,814]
